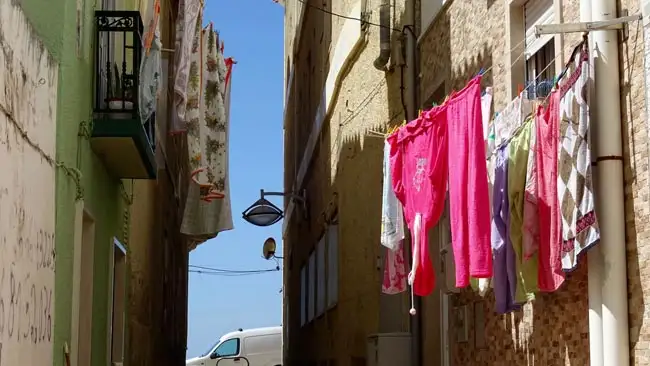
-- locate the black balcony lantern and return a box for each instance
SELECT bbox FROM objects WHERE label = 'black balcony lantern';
[242,189,307,227]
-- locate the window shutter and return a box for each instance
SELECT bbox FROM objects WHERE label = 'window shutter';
[316,236,326,316]
[300,266,307,326]
[308,252,316,321]
[524,0,554,60]
[327,224,339,307]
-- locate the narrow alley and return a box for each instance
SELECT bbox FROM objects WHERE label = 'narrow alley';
[2,0,650,365]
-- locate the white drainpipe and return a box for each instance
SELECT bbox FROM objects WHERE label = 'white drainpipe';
[581,1,604,366]
[591,0,630,364]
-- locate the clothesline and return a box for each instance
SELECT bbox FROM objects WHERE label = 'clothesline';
[485,36,589,160]
[379,39,598,315]
[366,32,589,141]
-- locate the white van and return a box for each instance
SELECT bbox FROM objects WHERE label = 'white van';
[186,326,282,366]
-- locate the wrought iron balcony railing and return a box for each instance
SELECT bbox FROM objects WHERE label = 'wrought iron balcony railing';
[94,10,143,117]
[90,10,156,179]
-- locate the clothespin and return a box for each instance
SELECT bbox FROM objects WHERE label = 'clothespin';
[432,101,438,107]
[517,84,524,95]
[478,68,485,76]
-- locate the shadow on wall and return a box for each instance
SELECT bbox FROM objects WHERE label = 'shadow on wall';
[286,0,333,363]
[452,263,590,366]
[290,3,415,364]
[617,3,644,361]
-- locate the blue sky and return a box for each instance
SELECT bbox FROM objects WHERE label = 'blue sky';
[186,0,285,358]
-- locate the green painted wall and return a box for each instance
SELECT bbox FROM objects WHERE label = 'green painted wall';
[18,0,126,365]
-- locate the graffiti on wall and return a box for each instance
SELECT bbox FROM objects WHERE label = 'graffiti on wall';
[0,0,59,365]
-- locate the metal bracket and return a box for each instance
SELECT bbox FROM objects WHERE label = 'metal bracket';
[535,14,642,37]
[261,189,308,219]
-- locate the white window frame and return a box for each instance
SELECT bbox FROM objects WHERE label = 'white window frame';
[326,222,339,308]
[524,0,554,60]
[523,0,556,99]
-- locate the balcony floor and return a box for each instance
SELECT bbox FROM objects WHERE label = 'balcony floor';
[91,117,156,179]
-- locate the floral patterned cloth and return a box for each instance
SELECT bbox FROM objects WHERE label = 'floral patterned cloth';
[382,242,407,294]
[181,21,234,243]
[171,0,202,133]
[139,0,162,123]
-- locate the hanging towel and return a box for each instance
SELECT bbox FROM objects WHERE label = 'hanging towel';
[381,140,406,250]
[523,115,539,260]
[382,241,408,294]
[474,86,493,297]
[446,76,492,288]
[558,48,600,271]
[181,24,234,246]
[481,87,493,142]
[508,118,538,303]
[171,0,203,133]
[492,146,520,314]
[536,91,565,292]
[493,95,532,147]
[139,0,162,123]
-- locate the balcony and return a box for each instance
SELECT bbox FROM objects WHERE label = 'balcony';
[91,10,156,179]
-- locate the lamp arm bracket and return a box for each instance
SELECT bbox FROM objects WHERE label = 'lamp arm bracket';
[260,189,306,203]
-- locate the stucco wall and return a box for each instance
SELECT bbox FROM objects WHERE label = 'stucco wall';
[0,1,59,365]
[17,0,126,365]
[418,0,648,365]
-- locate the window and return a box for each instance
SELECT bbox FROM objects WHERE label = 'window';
[300,265,307,326]
[523,0,555,99]
[213,338,240,358]
[316,236,326,316]
[327,222,339,307]
[525,41,555,99]
[110,238,126,364]
[202,339,221,357]
[308,251,316,321]
[421,0,448,35]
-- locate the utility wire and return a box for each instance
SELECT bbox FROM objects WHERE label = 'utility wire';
[189,269,279,276]
[294,0,403,32]
[189,264,280,274]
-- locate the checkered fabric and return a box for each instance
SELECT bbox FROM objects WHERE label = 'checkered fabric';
[557,48,600,271]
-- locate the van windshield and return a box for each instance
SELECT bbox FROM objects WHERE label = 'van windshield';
[201,339,221,357]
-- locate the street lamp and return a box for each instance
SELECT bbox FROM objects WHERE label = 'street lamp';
[242,189,306,227]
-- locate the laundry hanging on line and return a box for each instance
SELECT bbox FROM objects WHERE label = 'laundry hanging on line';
[376,37,599,316]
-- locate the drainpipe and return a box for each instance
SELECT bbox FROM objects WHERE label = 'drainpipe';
[591,0,630,364]
[403,0,420,365]
[581,2,603,365]
[373,0,391,70]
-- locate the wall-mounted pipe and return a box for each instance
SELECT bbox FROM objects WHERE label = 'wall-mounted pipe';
[591,0,630,364]
[581,2,603,366]
[373,0,391,70]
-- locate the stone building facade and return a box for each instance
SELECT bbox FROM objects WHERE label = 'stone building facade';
[282,0,411,364]
[283,0,649,365]
[419,0,648,365]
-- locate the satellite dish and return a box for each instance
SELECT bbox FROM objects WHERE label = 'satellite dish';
[262,237,277,260]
